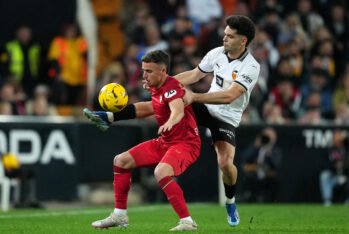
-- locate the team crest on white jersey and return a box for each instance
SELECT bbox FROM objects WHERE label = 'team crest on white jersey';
[164,90,177,98]
[232,70,238,80]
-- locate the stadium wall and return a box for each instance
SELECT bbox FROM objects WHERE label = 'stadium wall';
[0,118,342,202]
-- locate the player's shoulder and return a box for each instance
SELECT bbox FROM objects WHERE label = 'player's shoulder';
[242,52,260,72]
[244,52,260,67]
[165,76,179,85]
[206,46,225,58]
[163,76,182,90]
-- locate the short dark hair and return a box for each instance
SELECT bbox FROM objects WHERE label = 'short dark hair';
[141,50,170,70]
[225,15,256,46]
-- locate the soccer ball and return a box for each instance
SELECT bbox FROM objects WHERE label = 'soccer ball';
[98,83,128,112]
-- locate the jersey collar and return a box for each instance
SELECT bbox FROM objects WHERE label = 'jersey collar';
[225,48,248,63]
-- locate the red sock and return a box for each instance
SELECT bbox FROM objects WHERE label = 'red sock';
[113,165,131,209]
[159,176,190,218]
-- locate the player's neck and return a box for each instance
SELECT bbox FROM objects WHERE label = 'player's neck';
[155,75,168,89]
[227,47,247,60]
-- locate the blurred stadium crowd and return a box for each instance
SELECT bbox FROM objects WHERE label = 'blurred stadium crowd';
[0,0,348,124]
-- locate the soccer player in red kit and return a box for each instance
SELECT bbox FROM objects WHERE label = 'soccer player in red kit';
[88,50,201,231]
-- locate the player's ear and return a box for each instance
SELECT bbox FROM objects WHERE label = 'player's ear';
[241,36,247,46]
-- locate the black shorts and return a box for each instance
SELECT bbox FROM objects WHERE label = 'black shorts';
[192,103,236,146]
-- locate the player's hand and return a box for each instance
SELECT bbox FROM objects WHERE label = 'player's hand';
[83,108,111,131]
[158,122,174,135]
[183,88,194,106]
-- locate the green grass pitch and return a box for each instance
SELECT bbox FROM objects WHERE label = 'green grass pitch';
[0,203,348,234]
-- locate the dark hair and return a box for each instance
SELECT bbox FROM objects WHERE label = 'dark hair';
[141,50,170,71]
[225,15,256,46]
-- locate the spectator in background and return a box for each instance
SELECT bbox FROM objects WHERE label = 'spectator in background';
[298,91,327,125]
[312,39,336,83]
[262,102,286,124]
[122,4,151,45]
[269,56,298,88]
[333,73,349,111]
[332,72,349,124]
[257,6,283,46]
[186,0,222,26]
[334,103,349,125]
[301,68,333,116]
[48,23,87,105]
[254,0,284,21]
[25,84,57,116]
[277,13,310,54]
[0,81,25,115]
[122,44,142,90]
[295,0,324,37]
[319,129,349,206]
[241,127,282,202]
[0,101,13,115]
[133,19,169,64]
[325,2,349,74]
[269,77,301,120]
[2,25,41,99]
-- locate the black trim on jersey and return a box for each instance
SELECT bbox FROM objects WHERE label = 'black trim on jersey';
[225,48,248,63]
[234,80,248,91]
[238,49,249,61]
[216,75,224,87]
[198,65,211,73]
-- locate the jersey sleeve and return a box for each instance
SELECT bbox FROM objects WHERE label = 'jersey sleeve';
[163,80,185,103]
[198,47,221,73]
[234,62,260,91]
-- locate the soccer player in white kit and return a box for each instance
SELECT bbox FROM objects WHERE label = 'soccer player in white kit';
[176,15,260,227]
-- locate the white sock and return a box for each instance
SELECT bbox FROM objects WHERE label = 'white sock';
[226,197,235,204]
[113,208,127,215]
[180,216,194,223]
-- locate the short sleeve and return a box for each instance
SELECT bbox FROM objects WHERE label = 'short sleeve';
[163,79,185,103]
[163,86,185,103]
[234,63,260,91]
[198,48,221,73]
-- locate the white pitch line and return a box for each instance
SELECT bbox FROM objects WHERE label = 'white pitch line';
[0,206,162,219]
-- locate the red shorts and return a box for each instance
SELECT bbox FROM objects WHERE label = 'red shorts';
[128,139,200,176]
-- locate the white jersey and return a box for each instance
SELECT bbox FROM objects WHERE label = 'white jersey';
[198,46,260,127]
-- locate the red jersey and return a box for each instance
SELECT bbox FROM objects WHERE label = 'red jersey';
[150,76,200,146]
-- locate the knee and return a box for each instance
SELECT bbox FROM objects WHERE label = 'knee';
[154,167,165,182]
[114,153,134,169]
[218,154,234,171]
[154,164,172,182]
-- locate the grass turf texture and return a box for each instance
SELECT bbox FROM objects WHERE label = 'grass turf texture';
[0,203,348,234]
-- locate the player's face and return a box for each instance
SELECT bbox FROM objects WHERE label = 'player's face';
[142,62,166,88]
[222,26,247,53]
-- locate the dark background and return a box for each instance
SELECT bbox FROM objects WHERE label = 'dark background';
[0,120,335,203]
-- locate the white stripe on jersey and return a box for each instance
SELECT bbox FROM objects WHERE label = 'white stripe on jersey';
[198,46,260,127]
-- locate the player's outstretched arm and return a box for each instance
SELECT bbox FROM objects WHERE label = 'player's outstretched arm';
[189,82,246,105]
[83,101,154,131]
[174,67,206,86]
